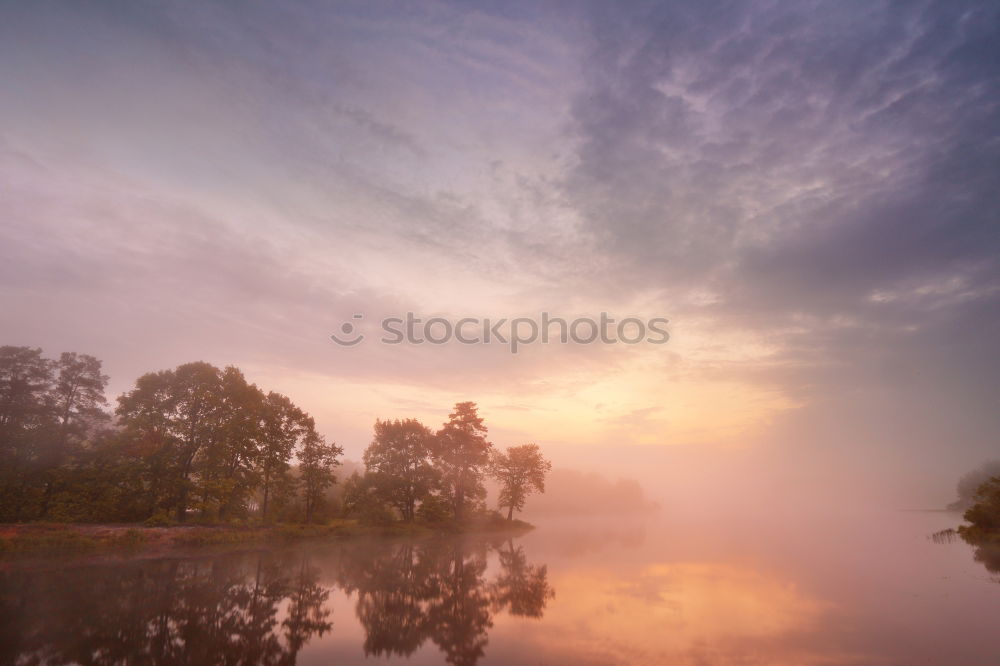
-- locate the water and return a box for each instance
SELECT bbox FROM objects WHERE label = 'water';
[1,509,998,665]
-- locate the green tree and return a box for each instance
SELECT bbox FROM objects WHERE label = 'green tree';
[39,353,109,517]
[299,428,342,523]
[0,346,55,520]
[949,460,1000,510]
[962,476,1000,534]
[258,392,310,523]
[363,418,436,522]
[116,362,225,522]
[489,444,551,520]
[198,367,266,521]
[432,402,492,522]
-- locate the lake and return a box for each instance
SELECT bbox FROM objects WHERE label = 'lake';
[1,509,998,665]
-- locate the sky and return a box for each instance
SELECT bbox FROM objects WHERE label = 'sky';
[1,0,998,507]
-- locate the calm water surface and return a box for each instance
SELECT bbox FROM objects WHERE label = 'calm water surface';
[1,509,998,665]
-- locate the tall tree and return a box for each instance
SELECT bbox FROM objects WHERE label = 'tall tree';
[258,392,309,523]
[39,353,109,516]
[432,402,492,522]
[489,444,551,520]
[197,367,266,521]
[0,346,55,520]
[298,428,342,523]
[363,418,436,522]
[51,353,109,440]
[117,362,225,522]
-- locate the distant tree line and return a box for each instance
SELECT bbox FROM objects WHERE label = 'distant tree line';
[0,346,551,526]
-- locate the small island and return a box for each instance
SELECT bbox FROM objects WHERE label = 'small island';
[0,347,551,553]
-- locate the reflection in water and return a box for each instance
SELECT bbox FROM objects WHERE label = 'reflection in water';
[337,538,554,665]
[932,527,1000,582]
[0,551,332,665]
[970,542,1000,580]
[527,562,831,665]
[0,537,553,665]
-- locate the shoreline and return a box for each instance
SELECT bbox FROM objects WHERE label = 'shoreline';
[0,518,535,556]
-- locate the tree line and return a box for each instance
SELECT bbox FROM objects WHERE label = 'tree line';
[0,346,551,525]
[344,402,551,526]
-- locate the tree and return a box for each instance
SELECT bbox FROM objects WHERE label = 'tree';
[116,362,225,522]
[39,353,109,516]
[0,346,55,520]
[962,476,1000,534]
[51,353,109,442]
[489,444,551,520]
[949,460,1000,510]
[431,402,492,522]
[257,392,310,523]
[363,418,436,522]
[299,428,342,523]
[200,367,266,521]
[341,472,395,526]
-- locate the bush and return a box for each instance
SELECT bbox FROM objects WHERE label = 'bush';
[143,510,178,527]
[357,503,396,527]
[416,495,452,524]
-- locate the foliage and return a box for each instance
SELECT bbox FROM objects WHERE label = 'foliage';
[960,476,1000,536]
[299,430,343,523]
[0,347,341,525]
[431,402,492,521]
[489,444,552,520]
[1,345,552,533]
[949,460,1000,510]
[416,493,453,524]
[0,346,109,521]
[363,418,438,522]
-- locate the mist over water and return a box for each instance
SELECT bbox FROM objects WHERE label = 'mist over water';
[3,505,998,665]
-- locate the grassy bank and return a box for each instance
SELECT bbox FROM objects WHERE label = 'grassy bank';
[0,517,534,555]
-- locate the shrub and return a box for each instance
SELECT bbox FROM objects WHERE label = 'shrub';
[143,510,178,527]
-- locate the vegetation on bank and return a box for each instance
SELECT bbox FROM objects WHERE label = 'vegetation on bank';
[0,346,552,537]
[0,514,535,555]
[939,474,1000,579]
[946,460,1000,511]
[957,475,1000,543]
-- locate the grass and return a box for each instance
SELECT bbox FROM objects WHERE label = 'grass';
[0,515,534,555]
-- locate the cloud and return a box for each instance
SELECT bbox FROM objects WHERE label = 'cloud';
[1,0,998,481]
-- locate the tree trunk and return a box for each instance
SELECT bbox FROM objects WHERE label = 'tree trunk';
[454,484,464,521]
[507,505,513,521]
[261,478,270,523]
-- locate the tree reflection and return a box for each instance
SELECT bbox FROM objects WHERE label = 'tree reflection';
[0,551,332,665]
[338,537,554,665]
[967,540,1000,582]
[0,537,552,665]
[491,539,555,618]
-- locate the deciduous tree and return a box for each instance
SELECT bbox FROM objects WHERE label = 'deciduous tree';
[489,444,551,520]
[363,418,436,522]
